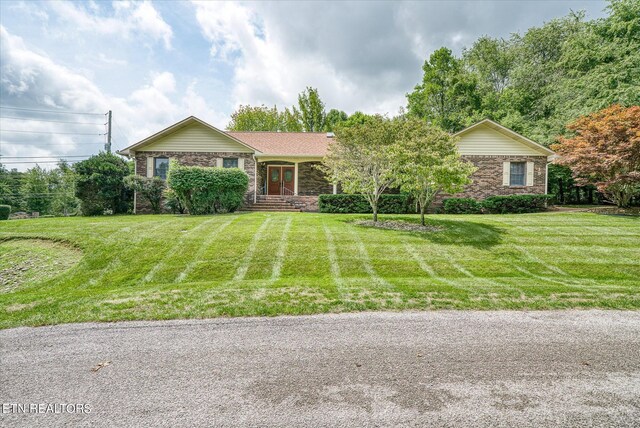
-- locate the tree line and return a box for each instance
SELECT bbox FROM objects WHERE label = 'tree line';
[228,0,639,205]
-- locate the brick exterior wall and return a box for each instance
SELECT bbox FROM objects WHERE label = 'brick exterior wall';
[134,151,256,213]
[434,155,548,205]
[133,151,547,213]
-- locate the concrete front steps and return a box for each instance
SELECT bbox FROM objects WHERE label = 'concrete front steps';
[244,196,301,212]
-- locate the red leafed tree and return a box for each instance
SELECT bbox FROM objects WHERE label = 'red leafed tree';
[552,105,640,207]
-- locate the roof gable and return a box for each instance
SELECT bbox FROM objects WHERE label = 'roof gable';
[454,119,554,156]
[118,116,256,155]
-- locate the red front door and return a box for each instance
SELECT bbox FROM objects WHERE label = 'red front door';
[267,166,295,195]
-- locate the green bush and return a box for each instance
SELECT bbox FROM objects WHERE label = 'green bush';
[482,194,553,214]
[0,204,10,220]
[319,194,413,214]
[443,198,483,214]
[74,153,133,216]
[167,164,248,215]
[124,176,166,214]
[164,189,185,214]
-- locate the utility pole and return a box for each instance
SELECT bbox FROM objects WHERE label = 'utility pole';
[106,110,112,153]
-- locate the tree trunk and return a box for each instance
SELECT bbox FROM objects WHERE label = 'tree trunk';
[373,206,378,223]
[420,203,426,226]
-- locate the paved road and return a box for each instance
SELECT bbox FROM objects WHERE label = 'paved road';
[1,311,639,427]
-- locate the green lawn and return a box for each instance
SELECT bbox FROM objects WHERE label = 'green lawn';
[1,212,639,328]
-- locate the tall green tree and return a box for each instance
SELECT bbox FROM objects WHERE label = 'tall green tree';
[298,87,326,132]
[21,165,51,214]
[280,106,303,132]
[324,109,348,132]
[49,161,79,216]
[0,164,24,211]
[407,47,480,132]
[227,105,281,131]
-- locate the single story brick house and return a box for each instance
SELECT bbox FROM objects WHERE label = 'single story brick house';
[117,116,555,213]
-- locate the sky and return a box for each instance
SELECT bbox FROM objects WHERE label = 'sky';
[0,0,607,170]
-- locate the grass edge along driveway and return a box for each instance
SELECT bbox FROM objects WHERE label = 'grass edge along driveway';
[0,211,638,328]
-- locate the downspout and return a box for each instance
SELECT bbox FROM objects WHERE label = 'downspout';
[252,154,258,204]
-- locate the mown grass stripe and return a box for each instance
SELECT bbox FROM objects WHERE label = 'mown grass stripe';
[175,217,238,283]
[142,217,219,283]
[233,216,273,282]
[347,224,392,288]
[271,217,293,281]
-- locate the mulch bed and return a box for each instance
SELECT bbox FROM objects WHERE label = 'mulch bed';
[354,220,443,232]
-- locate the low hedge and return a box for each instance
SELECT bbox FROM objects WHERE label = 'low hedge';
[442,198,483,214]
[319,194,413,214]
[482,194,553,214]
[0,205,10,220]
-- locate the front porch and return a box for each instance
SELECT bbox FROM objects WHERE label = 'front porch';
[249,158,336,212]
[256,159,336,197]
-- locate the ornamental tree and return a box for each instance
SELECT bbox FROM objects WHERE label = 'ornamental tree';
[393,118,476,225]
[551,104,640,207]
[320,115,398,222]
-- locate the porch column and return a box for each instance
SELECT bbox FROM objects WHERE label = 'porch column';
[294,162,299,195]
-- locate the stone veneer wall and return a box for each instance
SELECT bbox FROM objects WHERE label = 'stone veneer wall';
[134,151,255,213]
[434,155,548,205]
[298,162,333,195]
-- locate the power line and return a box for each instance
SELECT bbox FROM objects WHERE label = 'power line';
[1,129,106,136]
[0,115,105,125]
[1,159,89,164]
[0,155,94,159]
[3,142,104,146]
[0,106,105,116]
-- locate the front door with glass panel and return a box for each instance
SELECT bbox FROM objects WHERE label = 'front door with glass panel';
[267,166,295,195]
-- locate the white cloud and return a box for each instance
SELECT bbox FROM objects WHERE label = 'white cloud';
[192,1,405,116]
[191,1,607,117]
[0,26,225,170]
[48,1,173,49]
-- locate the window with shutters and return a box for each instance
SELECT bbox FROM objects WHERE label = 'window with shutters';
[223,158,238,168]
[154,157,169,180]
[510,162,526,186]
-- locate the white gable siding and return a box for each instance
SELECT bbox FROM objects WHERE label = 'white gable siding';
[456,125,543,156]
[137,123,254,153]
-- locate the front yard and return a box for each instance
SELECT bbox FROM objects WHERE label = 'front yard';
[0,212,638,328]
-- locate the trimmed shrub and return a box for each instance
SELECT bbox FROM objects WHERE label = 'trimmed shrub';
[167,164,248,215]
[319,194,413,214]
[443,198,483,214]
[482,194,553,214]
[124,176,166,214]
[0,204,10,220]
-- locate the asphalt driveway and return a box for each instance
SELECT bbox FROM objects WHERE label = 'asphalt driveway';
[1,311,639,427]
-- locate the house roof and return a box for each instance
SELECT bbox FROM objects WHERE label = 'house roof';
[454,119,555,156]
[118,116,553,159]
[226,132,331,157]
